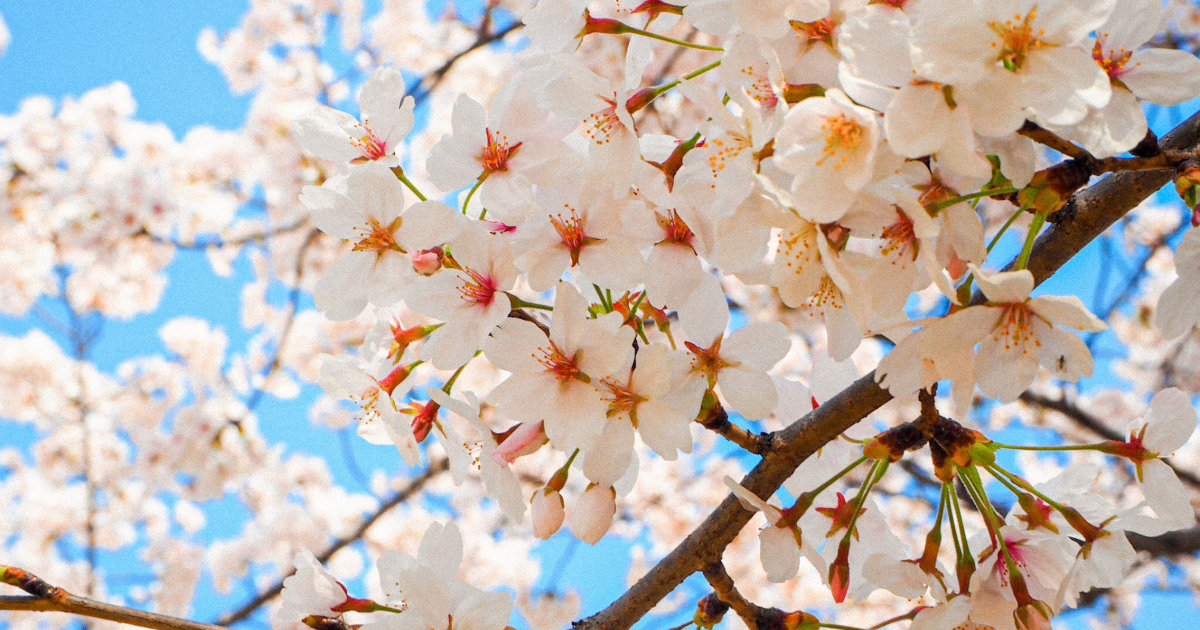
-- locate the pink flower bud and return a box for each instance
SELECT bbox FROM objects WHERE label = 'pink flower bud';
[570,483,616,544]
[411,248,444,275]
[493,421,548,465]
[532,488,565,539]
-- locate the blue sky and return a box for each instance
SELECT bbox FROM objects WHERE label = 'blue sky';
[1,2,1198,629]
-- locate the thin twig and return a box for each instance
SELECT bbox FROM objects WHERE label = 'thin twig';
[0,567,229,630]
[214,457,449,626]
[697,402,771,454]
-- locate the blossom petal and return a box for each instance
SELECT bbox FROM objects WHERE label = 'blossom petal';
[1144,387,1197,455]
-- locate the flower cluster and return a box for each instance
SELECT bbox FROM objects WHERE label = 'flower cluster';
[287,0,1200,627]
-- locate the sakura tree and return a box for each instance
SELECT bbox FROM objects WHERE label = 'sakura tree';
[5,1,1200,630]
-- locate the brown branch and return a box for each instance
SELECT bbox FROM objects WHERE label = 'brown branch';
[1018,121,1094,162]
[138,214,310,250]
[571,107,1200,630]
[411,19,523,105]
[701,561,773,630]
[0,567,229,630]
[214,457,450,626]
[697,402,771,455]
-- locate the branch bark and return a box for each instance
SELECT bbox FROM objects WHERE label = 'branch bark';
[571,108,1200,629]
[0,567,229,630]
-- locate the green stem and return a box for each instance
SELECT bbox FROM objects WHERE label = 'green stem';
[932,186,1019,211]
[1014,207,1046,270]
[985,202,1027,254]
[440,353,479,394]
[985,463,1066,513]
[390,166,428,201]
[506,293,553,311]
[618,24,724,51]
[946,482,970,565]
[839,460,889,547]
[787,456,868,521]
[990,441,1105,452]
[461,175,486,214]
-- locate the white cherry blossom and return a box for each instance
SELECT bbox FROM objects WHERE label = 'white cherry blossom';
[294,67,414,167]
[300,167,462,320]
[367,522,513,630]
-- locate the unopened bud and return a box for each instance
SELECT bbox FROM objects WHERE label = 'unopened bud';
[570,483,617,544]
[1174,158,1200,217]
[1018,161,1089,215]
[531,487,565,539]
[828,539,851,603]
[1013,600,1055,630]
[411,247,444,275]
[493,421,548,464]
[780,610,821,630]
[631,0,684,17]
[692,593,729,629]
[579,9,625,36]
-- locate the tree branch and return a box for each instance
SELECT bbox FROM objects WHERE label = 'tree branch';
[571,107,1200,630]
[0,567,229,630]
[213,457,449,626]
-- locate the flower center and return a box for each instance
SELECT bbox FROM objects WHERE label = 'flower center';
[685,338,736,386]
[601,378,646,422]
[585,97,623,146]
[790,17,835,43]
[478,127,523,173]
[656,209,695,249]
[816,113,863,169]
[535,340,587,383]
[992,302,1040,353]
[457,266,497,306]
[737,63,778,106]
[777,222,819,273]
[990,10,1043,71]
[805,276,844,314]
[351,216,403,254]
[350,120,388,162]
[880,211,918,261]
[1092,37,1135,79]
[550,206,593,266]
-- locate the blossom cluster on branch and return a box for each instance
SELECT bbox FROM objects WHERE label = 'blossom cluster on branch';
[5,1,1200,630]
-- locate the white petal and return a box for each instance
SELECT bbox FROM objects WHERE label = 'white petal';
[419,522,463,582]
[1122,48,1200,105]
[582,419,635,486]
[724,321,790,370]
[760,526,801,583]
[723,476,782,524]
[719,366,778,421]
[885,84,951,158]
[396,201,462,250]
[971,265,1033,303]
[1144,388,1197,455]
[1141,458,1195,530]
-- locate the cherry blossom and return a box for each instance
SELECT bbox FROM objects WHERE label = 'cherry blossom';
[294,67,414,167]
[273,550,354,630]
[368,522,513,630]
[878,265,1107,403]
[484,282,634,454]
[300,166,462,320]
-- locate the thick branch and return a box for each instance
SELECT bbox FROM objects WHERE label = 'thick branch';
[571,108,1200,630]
